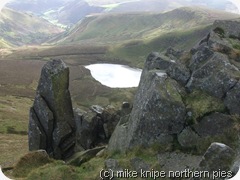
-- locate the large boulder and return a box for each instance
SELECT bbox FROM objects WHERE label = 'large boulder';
[74,108,104,150]
[186,49,239,98]
[108,53,186,152]
[192,113,233,137]
[74,104,123,151]
[195,142,236,180]
[108,20,240,156]
[29,59,76,160]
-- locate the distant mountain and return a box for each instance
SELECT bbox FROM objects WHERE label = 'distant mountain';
[54,7,239,45]
[86,0,239,14]
[5,0,240,27]
[6,0,104,27]
[44,0,104,26]
[6,0,67,14]
[46,7,239,66]
[0,8,63,47]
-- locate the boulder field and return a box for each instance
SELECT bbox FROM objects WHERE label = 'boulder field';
[28,19,240,178]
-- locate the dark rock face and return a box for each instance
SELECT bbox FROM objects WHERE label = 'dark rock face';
[109,53,187,151]
[74,108,103,150]
[187,49,238,98]
[177,127,200,148]
[108,20,240,155]
[101,105,122,139]
[74,104,125,152]
[192,113,233,137]
[213,20,240,39]
[29,59,76,160]
[224,82,240,115]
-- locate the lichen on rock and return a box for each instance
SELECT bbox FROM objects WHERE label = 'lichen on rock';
[29,59,76,160]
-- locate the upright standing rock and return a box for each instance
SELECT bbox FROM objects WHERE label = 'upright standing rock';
[29,59,76,160]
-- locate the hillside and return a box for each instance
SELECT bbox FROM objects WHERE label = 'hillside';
[44,0,104,26]
[6,0,104,27]
[1,7,239,67]
[2,19,240,179]
[6,0,67,14]
[6,0,240,28]
[57,7,239,44]
[48,7,239,66]
[0,8,63,46]
[99,0,239,13]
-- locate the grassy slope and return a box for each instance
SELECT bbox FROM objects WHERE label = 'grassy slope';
[0,8,63,46]
[52,7,239,67]
[0,57,136,167]
[59,7,239,44]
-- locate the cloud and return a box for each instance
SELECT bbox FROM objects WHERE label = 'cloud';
[0,0,12,12]
[228,0,240,13]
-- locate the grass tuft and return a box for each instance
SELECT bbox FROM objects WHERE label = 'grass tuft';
[13,151,54,178]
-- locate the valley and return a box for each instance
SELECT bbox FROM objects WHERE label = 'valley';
[0,1,240,179]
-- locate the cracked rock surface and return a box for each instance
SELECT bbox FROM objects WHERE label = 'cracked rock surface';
[29,59,76,160]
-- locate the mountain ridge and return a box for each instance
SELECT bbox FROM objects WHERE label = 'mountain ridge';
[46,7,239,67]
[53,7,240,45]
[0,7,63,47]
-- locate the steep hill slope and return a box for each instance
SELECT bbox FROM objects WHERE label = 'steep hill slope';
[0,8,63,46]
[6,0,239,28]
[6,0,67,14]
[6,0,104,27]
[44,0,103,26]
[56,7,239,45]
[51,7,239,66]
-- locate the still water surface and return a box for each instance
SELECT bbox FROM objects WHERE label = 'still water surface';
[85,64,142,88]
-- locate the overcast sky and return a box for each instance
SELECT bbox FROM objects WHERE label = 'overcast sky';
[0,0,11,11]
[229,0,240,12]
[1,0,240,13]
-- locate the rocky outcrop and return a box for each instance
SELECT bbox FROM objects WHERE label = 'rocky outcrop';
[186,45,238,99]
[28,59,128,161]
[29,59,76,160]
[108,20,240,156]
[74,104,127,152]
[74,108,103,151]
[108,53,188,152]
[28,20,240,177]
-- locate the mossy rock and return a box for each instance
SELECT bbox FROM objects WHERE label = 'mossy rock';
[184,89,225,124]
[213,27,225,38]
